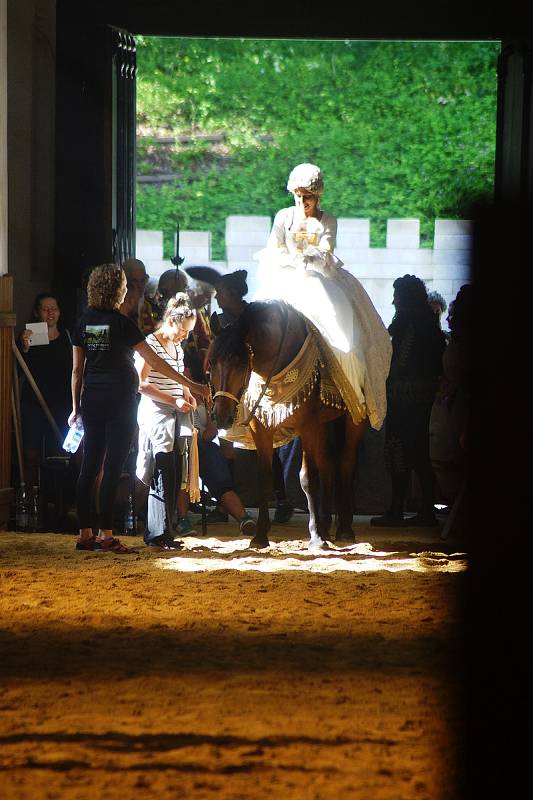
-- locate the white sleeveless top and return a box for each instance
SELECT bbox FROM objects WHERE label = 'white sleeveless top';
[143,333,184,400]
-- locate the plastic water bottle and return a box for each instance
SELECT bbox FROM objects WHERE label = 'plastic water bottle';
[63,418,84,453]
[124,490,135,535]
[15,482,30,531]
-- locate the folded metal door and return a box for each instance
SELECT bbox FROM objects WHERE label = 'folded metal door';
[110,27,137,264]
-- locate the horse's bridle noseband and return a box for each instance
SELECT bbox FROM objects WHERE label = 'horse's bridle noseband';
[211,342,254,406]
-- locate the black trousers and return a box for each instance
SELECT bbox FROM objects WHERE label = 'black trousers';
[76,388,137,530]
[384,401,435,515]
[273,437,305,509]
[144,443,185,543]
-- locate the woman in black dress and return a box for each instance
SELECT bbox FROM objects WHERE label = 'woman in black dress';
[18,292,72,486]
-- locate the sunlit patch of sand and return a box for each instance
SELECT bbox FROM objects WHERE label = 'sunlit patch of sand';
[158,536,468,574]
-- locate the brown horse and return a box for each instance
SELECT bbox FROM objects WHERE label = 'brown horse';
[209,300,367,549]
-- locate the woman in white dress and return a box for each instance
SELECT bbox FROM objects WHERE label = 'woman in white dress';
[254,163,392,430]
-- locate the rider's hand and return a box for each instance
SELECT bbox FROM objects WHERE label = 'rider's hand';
[67,411,79,428]
[302,244,321,259]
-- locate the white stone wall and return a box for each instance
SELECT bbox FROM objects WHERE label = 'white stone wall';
[137,217,472,327]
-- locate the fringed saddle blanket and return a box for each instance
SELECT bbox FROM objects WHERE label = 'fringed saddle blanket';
[219,325,366,450]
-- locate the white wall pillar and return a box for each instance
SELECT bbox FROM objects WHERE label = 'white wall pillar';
[0,0,7,276]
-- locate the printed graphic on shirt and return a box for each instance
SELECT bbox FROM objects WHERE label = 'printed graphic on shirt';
[85,325,111,351]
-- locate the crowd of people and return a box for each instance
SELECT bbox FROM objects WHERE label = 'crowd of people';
[15,162,472,551]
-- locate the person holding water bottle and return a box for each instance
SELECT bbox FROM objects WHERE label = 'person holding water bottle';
[70,264,209,553]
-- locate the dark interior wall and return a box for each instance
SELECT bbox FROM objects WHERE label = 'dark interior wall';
[55,20,111,324]
[7,0,56,329]
[55,18,137,329]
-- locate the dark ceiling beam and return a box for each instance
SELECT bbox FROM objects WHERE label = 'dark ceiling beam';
[57,0,531,40]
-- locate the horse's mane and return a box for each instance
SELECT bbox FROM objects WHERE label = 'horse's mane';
[211,320,249,366]
[210,300,288,366]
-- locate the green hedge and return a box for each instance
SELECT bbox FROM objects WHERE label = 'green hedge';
[136,38,500,260]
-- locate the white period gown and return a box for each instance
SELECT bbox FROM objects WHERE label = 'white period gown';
[254,206,392,430]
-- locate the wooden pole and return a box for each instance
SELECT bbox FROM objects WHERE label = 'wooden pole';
[12,348,22,441]
[11,353,24,483]
[10,388,24,484]
[11,338,64,447]
[0,277,15,529]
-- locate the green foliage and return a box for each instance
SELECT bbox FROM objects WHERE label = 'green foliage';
[136,38,500,259]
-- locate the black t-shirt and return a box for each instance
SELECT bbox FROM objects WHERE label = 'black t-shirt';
[72,308,144,394]
[20,329,72,411]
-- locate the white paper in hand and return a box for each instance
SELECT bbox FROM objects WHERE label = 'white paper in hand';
[25,322,49,346]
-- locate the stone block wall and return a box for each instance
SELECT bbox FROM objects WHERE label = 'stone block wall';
[137,217,472,326]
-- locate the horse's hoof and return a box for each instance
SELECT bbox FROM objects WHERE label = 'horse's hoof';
[308,537,330,552]
[335,530,356,543]
[249,536,269,550]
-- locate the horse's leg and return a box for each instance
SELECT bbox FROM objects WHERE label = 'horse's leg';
[335,416,367,542]
[248,419,273,548]
[299,423,333,549]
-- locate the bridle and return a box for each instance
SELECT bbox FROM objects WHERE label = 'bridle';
[211,302,289,426]
[211,341,254,406]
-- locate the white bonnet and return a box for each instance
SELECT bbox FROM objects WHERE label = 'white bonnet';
[286,163,324,195]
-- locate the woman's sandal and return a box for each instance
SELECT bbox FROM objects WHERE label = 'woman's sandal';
[75,535,96,551]
[94,537,138,554]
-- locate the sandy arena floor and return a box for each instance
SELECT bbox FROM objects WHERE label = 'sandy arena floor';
[0,514,468,800]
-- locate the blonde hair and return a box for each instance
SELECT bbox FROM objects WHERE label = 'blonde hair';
[87,264,125,310]
[160,292,196,327]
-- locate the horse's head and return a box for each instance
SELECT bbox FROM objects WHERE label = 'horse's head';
[208,324,252,430]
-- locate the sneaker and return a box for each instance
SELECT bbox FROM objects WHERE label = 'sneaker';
[239,515,256,534]
[94,536,138,554]
[75,535,96,551]
[146,534,184,550]
[176,517,196,535]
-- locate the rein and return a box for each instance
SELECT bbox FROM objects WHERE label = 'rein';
[213,302,289,425]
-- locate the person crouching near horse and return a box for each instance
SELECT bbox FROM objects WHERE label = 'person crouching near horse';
[193,397,257,536]
[134,293,198,550]
[70,266,208,554]
[254,162,392,434]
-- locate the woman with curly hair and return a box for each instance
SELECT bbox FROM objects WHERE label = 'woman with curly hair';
[371,275,447,527]
[69,264,208,553]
